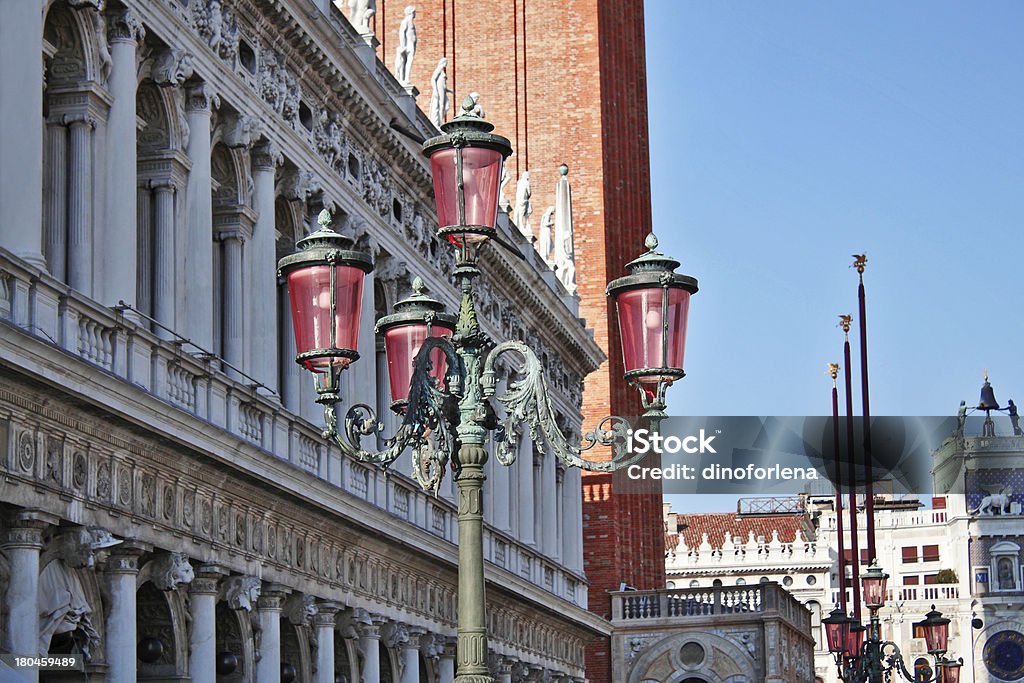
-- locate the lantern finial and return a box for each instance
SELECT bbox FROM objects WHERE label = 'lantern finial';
[412,276,425,294]
[645,233,659,251]
[559,163,569,176]
[317,209,333,229]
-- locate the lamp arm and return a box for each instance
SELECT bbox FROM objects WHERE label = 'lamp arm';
[481,341,644,472]
[323,336,464,493]
[879,641,941,683]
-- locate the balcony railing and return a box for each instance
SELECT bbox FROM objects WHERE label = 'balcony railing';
[612,583,810,633]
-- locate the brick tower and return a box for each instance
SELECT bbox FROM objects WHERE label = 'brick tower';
[365,3,665,680]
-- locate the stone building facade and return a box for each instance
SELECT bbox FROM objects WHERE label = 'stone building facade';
[0,0,609,681]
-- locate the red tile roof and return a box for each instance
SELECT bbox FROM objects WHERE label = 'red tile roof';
[675,512,814,549]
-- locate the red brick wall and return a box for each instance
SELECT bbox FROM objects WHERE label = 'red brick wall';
[365,4,665,681]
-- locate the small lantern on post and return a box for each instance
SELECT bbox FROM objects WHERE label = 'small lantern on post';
[824,607,852,655]
[606,233,699,415]
[277,209,374,400]
[937,658,962,683]
[914,606,951,656]
[421,96,512,258]
[861,561,890,611]
[846,620,866,659]
[376,277,457,412]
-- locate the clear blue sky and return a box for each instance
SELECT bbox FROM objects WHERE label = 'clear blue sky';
[645,2,1024,512]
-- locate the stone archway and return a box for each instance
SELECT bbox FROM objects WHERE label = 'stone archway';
[625,630,758,683]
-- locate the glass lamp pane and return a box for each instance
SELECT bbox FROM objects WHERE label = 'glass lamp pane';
[616,287,691,380]
[287,264,365,372]
[863,575,888,608]
[383,323,454,403]
[429,147,504,239]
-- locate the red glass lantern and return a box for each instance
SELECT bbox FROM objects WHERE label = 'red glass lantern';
[376,277,456,412]
[422,96,512,252]
[823,607,851,655]
[277,210,373,377]
[861,561,890,610]
[915,606,951,655]
[938,658,962,683]
[606,234,699,399]
[846,620,866,658]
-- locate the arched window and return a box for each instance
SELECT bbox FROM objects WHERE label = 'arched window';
[736,578,746,585]
[990,541,1021,592]
[712,579,723,588]
[689,580,700,589]
[807,600,823,650]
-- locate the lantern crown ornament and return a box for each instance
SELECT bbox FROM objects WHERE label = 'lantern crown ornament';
[606,233,699,415]
[422,96,513,254]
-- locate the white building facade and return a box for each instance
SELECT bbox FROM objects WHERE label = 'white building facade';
[665,496,974,683]
[0,0,606,681]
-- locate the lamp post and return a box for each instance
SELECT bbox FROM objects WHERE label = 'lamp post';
[823,563,964,682]
[278,97,699,683]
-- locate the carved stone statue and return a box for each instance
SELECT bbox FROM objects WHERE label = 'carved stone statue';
[428,58,450,128]
[283,593,317,626]
[393,7,417,85]
[955,400,967,436]
[152,48,195,87]
[348,0,377,35]
[38,528,121,659]
[468,91,485,118]
[553,164,576,292]
[538,206,555,266]
[221,575,261,611]
[498,164,511,212]
[513,171,532,239]
[1009,399,1022,436]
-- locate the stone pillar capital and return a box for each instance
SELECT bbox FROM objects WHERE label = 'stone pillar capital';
[107,8,145,44]
[64,113,97,130]
[252,140,284,171]
[185,81,219,113]
[190,564,229,595]
[0,509,59,549]
[257,582,291,610]
[149,178,178,192]
[104,540,151,574]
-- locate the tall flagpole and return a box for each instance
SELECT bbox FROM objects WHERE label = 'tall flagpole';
[829,363,848,614]
[853,254,876,563]
[840,314,862,621]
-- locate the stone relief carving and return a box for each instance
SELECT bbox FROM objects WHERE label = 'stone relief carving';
[513,171,533,239]
[141,552,195,591]
[428,58,450,128]
[314,110,348,171]
[259,49,300,125]
[222,112,262,148]
[221,575,261,611]
[283,593,316,626]
[191,0,239,65]
[151,47,195,87]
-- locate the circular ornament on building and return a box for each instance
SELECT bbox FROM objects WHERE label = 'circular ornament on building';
[72,451,87,489]
[119,466,133,505]
[163,486,175,520]
[984,630,1024,681]
[806,575,817,585]
[783,576,794,587]
[679,641,706,667]
[17,431,35,472]
[200,500,212,534]
[97,462,111,499]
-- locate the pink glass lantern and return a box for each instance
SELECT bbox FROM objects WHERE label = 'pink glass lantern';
[938,658,963,683]
[861,561,890,610]
[915,606,951,655]
[606,234,699,404]
[845,620,865,658]
[277,210,373,376]
[376,278,457,412]
[422,96,512,251]
[823,607,851,655]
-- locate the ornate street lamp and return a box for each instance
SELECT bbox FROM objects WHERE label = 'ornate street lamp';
[824,607,852,656]
[278,96,699,683]
[860,561,889,611]
[915,606,951,656]
[606,234,698,417]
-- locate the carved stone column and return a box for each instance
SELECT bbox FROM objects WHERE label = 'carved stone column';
[104,541,150,683]
[189,565,228,683]
[44,118,69,281]
[437,638,457,683]
[0,511,55,683]
[312,601,341,683]
[100,9,144,309]
[357,615,384,683]
[67,114,96,295]
[152,181,178,338]
[0,0,46,268]
[399,627,423,683]
[496,658,514,683]
[218,228,244,377]
[517,437,535,545]
[542,449,558,559]
[250,141,282,391]
[183,81,216,350]
[255,583,290,683]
